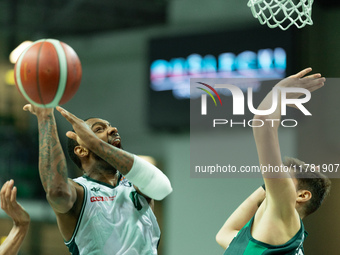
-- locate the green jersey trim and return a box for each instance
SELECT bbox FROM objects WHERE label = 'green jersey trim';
[116,172,123,185]
[129,191,143,211]
[224,216,308,255]
[244,241,267,254]
[66,239,80,255]
[82,174,117,189]
[246,217,306,249]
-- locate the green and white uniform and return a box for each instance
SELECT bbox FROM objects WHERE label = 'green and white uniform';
[224,216,308,255]
[65,175,160,255]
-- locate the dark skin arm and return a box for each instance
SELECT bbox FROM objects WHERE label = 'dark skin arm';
[56,106,134,175]
[23,104,82,241]
[24,104,155,241]
[24,105,77,213]
[56,106,153,202]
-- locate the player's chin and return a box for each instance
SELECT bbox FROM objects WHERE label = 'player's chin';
[110,141,123,149]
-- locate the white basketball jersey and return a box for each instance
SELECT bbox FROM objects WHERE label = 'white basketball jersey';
[65,175,161,255]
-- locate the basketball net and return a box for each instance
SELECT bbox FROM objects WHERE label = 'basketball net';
[247,0,314,30]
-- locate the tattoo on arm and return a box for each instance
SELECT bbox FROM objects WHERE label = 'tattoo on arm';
[38,115,68,193]
[95,141,133,175]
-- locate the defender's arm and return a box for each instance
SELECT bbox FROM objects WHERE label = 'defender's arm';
[253,68,325,217]
[216,187,265,249]
[0,180,30,255]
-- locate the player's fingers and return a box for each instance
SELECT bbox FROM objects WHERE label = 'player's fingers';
[66,131,78,141]
[0,193,3,209]
[302,73,322,80]
[317,77,326,84]
[56,106,65,113]
[291,67,312,79]
[11,186,17,204]
[5,180,14,200]
[308,81,325,93]
[304,77,326,87]
[0,181,8,194]
[0,181,8,209]
[23,104,32,112]
[56,106,72,121]
[56,106,80,124]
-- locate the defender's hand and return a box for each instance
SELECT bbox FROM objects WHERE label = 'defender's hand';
[0,180,30,227]
[275,67,325,99]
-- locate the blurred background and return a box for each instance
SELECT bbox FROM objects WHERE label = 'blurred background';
[0,0,340,254]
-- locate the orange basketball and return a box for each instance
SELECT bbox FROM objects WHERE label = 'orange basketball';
[14,39,82,107]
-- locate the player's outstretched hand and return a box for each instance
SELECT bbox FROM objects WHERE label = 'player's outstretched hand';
[275,67,325,99]
[23,104,54,117]
[56,106,96,146]
[0,180,30,227]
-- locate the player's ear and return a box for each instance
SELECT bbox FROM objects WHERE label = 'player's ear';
[296,190,312,203]
[74,145,89,157]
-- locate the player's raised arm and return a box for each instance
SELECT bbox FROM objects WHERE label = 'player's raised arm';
[23,104,78,213]
[0,180,30,255]
[216,186,266,249]
[56,106,172,201]
[252,68,325,216]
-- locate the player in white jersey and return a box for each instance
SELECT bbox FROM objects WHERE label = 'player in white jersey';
[23,104,172,255]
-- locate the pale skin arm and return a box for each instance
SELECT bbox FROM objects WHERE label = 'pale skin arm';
[0,180,30,255]
[23,105,78,214]
[253,68,325,217]
[216,68,325,249]
[216,187,266,249]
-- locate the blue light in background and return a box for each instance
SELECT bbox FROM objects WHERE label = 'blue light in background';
[150,48,286,98]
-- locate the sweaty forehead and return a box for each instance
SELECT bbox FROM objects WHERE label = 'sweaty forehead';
[85,118,110,127]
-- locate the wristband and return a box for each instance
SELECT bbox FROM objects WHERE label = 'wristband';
[124,155,173,200]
